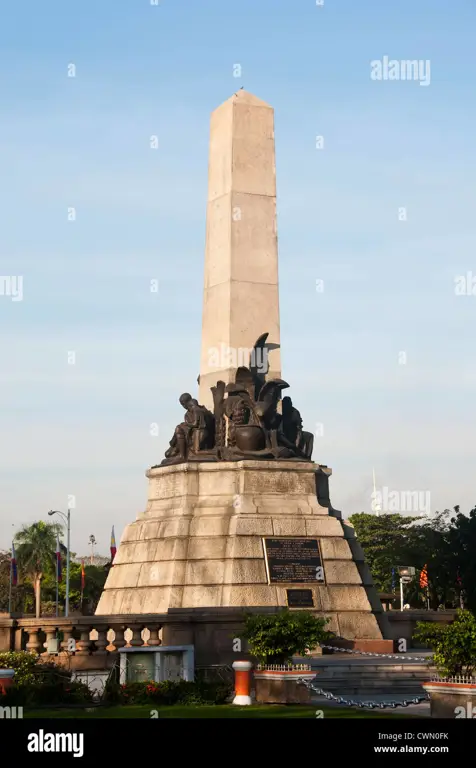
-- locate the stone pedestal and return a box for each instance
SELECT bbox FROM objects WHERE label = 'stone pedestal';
[422,681,476,718]
[254,670,316,704]
[96,460,388,645]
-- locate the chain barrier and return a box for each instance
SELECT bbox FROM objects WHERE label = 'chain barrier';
[319,644,430,662]
[298,677,430,709]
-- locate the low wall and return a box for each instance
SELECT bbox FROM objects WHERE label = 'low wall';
[0,607,458,669]
[386,610,457,645]
[0,608,275,669]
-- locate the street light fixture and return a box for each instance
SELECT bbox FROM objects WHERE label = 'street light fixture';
[48,509,71,618]
[89,534,97,565]
[397,566,416,611]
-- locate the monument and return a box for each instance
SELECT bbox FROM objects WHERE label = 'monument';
[198,89,281,409]
[96,90,391,650]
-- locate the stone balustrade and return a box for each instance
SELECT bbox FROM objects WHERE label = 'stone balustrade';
[0,606,300,668]
[0,615,164,658]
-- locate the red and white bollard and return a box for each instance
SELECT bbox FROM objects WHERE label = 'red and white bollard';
[232,661,252,705]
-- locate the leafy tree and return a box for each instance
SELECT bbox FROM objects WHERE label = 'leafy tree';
[72,562,108,614]
[41,561,108,615]
[15,521,62,618]
[0,551,10,612]
[3,521,110,617]
[446,506,476,614]
[241,610,332,664]
[400,510,452,609]
[414,609,476,677]
[349,507,476,612]
[0,551,34,614]
[348,513,421,592]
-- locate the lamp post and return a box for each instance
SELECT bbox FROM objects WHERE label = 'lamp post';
[8,524,16,616]
[89,534,96,565]
[8,543,14,616]
[397,566,415,612]
[48,509,71,618]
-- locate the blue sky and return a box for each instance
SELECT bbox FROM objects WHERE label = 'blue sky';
[1,0,475,553]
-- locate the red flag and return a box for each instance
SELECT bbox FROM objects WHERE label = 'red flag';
[110,526,117,562]
[56,535,62,583]
[419,564,428,589]
[81,560,86,592]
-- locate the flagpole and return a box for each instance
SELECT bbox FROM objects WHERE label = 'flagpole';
[80,560,87,615]
[55,542,59,618]
[8,547,12,616]
[66,509,70,618]
[48,509,71,617]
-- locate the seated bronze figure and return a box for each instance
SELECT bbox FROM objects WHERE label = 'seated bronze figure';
[162,393,215,463]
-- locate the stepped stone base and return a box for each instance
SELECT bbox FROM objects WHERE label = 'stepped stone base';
[307,658,432,696]
[96,460,389,643]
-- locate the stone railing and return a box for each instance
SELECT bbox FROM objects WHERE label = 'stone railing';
[431,675,476,684]
[0,606,285,667]
[0,615,164,658]
[255,663,311,671]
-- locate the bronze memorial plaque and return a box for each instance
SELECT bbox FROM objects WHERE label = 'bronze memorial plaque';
[286,589,314,607]
[263,537,325,584]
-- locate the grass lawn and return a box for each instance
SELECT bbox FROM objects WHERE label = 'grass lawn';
[25,704,416,719]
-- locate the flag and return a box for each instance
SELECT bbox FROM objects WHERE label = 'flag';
[456,569,463,586]
[419,564,428,589]
[81,560,86,592]
[56,535,62,583]
[110,526,117,562]
[391,567,396,592]
[11,542,17,587]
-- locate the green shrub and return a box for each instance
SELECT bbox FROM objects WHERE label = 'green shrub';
[31,679,93,706]
[103,679,122,705]
[414,609,476,677]
[241,610,333,664]
[104,679,232,706]
[0,651,39,685]
[174,680,231,705]
[0,651,93,706]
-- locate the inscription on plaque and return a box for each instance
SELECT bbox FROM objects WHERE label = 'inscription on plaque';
[263,538,325,584]
[287,589,314,608]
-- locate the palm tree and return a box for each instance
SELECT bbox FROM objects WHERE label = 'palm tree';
[15,521,63,618]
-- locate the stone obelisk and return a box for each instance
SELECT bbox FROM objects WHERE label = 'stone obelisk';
[96,91,391,652]
[199,90,281,409]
